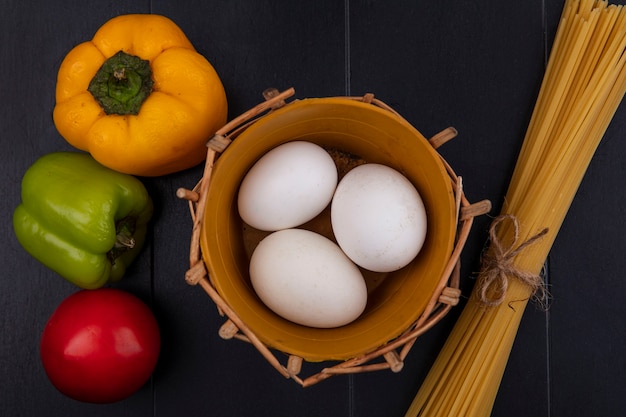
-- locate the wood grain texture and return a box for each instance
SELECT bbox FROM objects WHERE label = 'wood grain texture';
[1,1,625,416]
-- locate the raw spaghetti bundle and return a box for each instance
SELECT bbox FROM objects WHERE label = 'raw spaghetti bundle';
[405,1,626,416]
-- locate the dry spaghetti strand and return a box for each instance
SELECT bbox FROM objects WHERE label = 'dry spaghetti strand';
[405,1,626,416]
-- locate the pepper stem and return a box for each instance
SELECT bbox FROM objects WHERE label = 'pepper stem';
[88,50,154,115]
[107,217,137,265]
[115,228,136,250]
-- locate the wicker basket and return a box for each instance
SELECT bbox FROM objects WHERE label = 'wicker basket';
[177,88,490,387]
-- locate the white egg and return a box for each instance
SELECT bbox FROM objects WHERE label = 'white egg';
[249,229,368,328]
[237,141,338,231]
[331,163,427,273]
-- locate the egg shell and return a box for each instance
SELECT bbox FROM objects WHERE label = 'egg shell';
[237,141,338,231]
[331,163,428,273]
[249,228,368,329]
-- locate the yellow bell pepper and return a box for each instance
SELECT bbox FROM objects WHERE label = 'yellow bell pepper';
[53,14,228,177]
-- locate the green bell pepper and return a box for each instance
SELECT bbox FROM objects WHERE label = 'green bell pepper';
[13,152,153,289]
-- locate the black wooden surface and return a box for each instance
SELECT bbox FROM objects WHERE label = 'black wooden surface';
[2,1,625,416]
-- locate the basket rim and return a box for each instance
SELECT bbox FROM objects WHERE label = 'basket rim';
[202,96,456,359]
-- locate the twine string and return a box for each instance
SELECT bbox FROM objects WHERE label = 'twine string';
[476,214,549,307]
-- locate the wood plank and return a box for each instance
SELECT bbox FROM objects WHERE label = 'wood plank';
[349,1,549,416]
[148,1,350,416]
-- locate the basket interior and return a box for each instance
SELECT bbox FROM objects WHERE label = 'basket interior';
[200,97,456,361]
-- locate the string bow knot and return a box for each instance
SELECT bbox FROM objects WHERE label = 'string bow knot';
[477,214,549,307]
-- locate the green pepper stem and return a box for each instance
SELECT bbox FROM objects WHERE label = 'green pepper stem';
[115,231,136,249]
[88,50,154,115]
[107,217,138,264]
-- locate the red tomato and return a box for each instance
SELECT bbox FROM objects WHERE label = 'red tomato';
[40,288,161,403]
